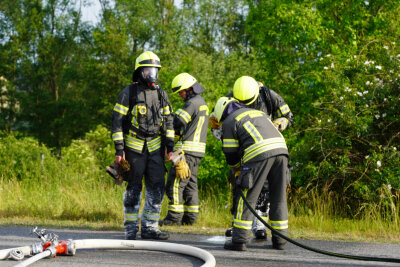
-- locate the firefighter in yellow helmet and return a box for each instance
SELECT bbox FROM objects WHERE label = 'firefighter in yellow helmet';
[210,76,294,241]
[111,51,174,240]
[160,73,209,226]
[214,88,290,251]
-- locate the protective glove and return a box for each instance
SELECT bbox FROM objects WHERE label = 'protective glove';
[175,157,191,179]
[209,115,221,129]
[273,117,289,132]
[106,158,130,185]
[211,128,222,141]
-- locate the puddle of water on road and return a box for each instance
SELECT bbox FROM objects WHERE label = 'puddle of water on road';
[205,235,226,244]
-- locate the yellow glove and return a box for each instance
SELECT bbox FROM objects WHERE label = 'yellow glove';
[273,117,289,132]
[209,115,221,130]
[175,158,191,179]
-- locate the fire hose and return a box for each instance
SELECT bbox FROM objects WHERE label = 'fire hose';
[0,227,216,267]
[239,190,400,264]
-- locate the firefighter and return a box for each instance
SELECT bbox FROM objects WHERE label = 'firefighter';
[160,73,209,226]
[111,51,175,240]
[214,76,290,251]
[211,79,293,240]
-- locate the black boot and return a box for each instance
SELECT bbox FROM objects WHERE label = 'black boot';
[272,236,286,250]
[159,218,181,226]
[125,226,138,240]
[182,215,196,225]
[224,240,247,251]
[255,229,267,240]
[225,228,233,237]
[141,229,170,240]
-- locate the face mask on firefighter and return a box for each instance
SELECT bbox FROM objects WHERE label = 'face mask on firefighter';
[140,67,159,87]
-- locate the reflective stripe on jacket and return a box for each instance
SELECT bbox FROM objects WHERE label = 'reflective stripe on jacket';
[111,83,174,154]
[222,108,288,165]
[174,95,209,158]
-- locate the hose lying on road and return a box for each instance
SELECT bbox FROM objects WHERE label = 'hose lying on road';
[0,239,216,267]
[239,190,400,263]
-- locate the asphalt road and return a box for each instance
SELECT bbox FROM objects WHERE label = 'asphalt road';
[0,226,399,266]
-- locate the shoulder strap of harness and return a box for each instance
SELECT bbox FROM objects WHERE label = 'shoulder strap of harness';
[260,86,275,116]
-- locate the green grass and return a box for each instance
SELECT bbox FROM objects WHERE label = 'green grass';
[1,176,399,243]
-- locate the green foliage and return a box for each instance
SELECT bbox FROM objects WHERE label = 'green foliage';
[0,0,399,220]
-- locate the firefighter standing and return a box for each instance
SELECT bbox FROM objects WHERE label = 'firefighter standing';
[214,76,291,251]
[211,79,293,240]
[160,73,209,226]
[111,51,174,240]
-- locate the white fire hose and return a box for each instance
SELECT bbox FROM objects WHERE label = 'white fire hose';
[0,228,216,267]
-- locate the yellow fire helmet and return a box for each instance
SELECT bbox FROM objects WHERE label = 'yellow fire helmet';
[214,97,237,122]
[233,76,260,105]
[135,51,161,71]
[171,73,205,94]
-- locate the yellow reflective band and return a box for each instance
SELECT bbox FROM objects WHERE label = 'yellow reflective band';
[112,132,124,141]
[143,211,160,221]
[236,189,248,220]
[114,103,129,115]
[166,129,175,138]
[233,218,252,230]
[147,136,161,152]
[277,104,290,116]
[184,205,199,213]
[269,219,288,230]
[235,110,264,122]
[243,137,287,163]
[193,116,205,142]
[243,121,263,142]
[124,213,139,221]
[162,106,171,115]
[176,109,191,124]
[175,141,206,153]
[222,139,239,148]
[168,204,184,212]
[173,177,180,205]
[199,105,209,115]
[125,134,145,152]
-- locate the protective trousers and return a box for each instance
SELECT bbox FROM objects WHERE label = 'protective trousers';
[123,146,166,236]
[228,169,270,235]
[165,155,201,224]
[232,155,290,245]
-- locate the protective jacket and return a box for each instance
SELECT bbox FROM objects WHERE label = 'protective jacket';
[173,94,209,158]
[222,107,288,167]
[111,83,174,155]
[227,86,293,127]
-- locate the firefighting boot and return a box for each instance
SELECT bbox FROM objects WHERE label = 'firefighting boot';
[141,229,170,240]
[224,240,247,251]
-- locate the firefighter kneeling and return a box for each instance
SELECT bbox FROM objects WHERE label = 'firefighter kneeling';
[213,78,291,251]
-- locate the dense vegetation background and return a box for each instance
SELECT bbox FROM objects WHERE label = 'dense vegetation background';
[1,0,399,221]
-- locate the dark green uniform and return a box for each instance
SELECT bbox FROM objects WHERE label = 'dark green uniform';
[112,83,174,238]
[164,94,209,224]
[222,107,290,247]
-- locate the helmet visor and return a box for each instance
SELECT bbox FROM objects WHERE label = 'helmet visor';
[140,67,159,84]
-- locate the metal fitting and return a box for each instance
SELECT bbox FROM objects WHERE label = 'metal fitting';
[66,239,76,256]
[31,242,44,255]
[9,249,24,261]
[46,246,57,258]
